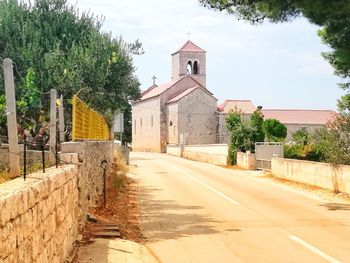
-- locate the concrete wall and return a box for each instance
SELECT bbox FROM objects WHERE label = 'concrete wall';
[132,97,162,152]
[182,144,228,166]
[271,158,350,194]
[0,165,79,263]
[177,88,217,145]
[166,145,181,156]
[237,152,256,170]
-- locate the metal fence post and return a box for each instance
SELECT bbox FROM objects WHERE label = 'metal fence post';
[49,89,57,163]
[23,135,27,180]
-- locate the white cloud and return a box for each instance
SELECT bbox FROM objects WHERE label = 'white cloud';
[67,0,340,109]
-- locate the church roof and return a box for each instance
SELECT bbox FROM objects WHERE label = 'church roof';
[142,84,158,96]
[218,100,256,114]
[138,75,209,102]
[167,86,213,104]
[172,40,206,55]
[140,79,179,101]
[262,109,336,125]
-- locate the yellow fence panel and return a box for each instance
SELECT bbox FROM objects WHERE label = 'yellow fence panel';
[72,95,110,141]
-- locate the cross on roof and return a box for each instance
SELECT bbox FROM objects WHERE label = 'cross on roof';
[152,75,157,85]
[187,31,192,40]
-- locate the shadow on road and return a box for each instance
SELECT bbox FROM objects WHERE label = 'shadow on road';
[319,203,350,211]
[138,186,222,242]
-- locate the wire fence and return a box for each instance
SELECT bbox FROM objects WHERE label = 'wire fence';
[72,95,110,141]
[0,134,53,182]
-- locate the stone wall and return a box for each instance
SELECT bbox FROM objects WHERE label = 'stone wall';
[0,148,50,170]
[0,141,114,262]
[182,144,228,166]
[61,141,114,221]
[132,96,162,152]
[271,158,350,194]
[0,165,79,262]
[177,88,217,145]
[237,152,256,170]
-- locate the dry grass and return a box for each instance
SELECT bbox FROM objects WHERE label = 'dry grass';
[109,150,129,191]
[0,171,10,184]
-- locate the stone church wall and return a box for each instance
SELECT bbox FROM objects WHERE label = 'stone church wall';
[177,89,217,145]
[167,103,179,144]
[132,97,162,152]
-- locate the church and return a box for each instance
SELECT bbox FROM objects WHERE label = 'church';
[132,40,335,152]
[132,41,218,152]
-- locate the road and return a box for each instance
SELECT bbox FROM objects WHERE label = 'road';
[130,152,350,263]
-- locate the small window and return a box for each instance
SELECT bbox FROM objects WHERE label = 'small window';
[134,120,136,134]
[193,61,199,74]
[169,121,173,126]
[151,115,154,127]
[140,118,142,127]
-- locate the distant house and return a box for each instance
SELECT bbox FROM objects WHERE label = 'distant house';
[262,109,336,139]
[217,100,336,143]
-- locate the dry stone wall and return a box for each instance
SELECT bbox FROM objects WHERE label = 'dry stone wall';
[0,165,79,263]
[0,141,114,263]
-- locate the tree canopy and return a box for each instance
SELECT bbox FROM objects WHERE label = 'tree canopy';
[200,0,350,108]
[0,0,142,138]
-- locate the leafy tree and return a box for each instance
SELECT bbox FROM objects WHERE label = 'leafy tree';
[262,119,287,141]
[291,127,309,146]
[226,111,254,164]
[250,107,265,144]
[284,128,324,161]
[199,0,350,107]
[314,113,350,165]
[0,0,142,137]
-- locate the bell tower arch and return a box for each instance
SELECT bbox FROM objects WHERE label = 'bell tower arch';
[171,40,206,86]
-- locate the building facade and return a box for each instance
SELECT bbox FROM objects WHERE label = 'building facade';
[132,40,336,152]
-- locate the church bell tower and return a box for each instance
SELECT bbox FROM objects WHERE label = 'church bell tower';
[171,40,206,86]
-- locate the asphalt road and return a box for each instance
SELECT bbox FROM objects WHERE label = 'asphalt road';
[130,152,350,263]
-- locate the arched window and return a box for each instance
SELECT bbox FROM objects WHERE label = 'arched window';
[186,61,192,75]
[193,61,199,75]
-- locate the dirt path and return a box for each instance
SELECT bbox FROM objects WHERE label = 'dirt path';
[72,168,147,262]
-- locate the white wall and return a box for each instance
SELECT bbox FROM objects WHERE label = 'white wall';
[272,158,350,194]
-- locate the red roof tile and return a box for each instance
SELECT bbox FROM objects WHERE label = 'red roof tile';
[262,109,336,125]
[140,80,178,101]
[218,100,256,114]
[172,41,206,55]
[167,87,198,104]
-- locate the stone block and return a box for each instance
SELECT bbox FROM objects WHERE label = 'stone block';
[61,142,83,154]
[0,198,10,227]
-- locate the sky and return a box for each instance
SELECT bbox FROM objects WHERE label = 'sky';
[68,0,344,110]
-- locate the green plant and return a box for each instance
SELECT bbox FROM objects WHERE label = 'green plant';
[263,119,287,142]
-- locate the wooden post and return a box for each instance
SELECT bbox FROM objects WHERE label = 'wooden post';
[3,58,20,178]
[49,89,57,162]
[58,95,65,142]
